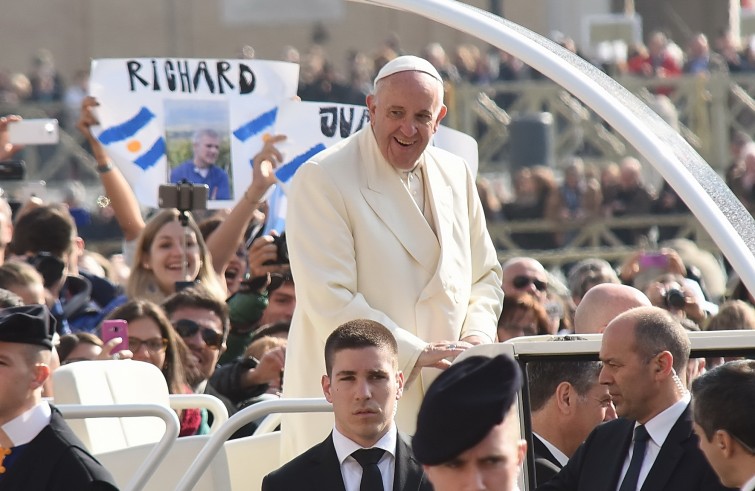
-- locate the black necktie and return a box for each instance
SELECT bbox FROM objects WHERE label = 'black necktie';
[352,448,386,491]
[619,425,650,491]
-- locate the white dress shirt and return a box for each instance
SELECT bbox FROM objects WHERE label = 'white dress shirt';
[333,425,397,491]
[615,393,691,491]
[533,432,569,467]
[398,162,426,213]
[2,401,52,446]
[741,474,755,491]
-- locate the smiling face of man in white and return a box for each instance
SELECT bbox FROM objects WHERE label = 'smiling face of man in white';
[366,70,447,172]
[321,345,404,448]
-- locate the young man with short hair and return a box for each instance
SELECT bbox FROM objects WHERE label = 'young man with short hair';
[263,319,431,491]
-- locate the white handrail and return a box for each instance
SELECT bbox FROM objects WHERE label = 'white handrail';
[168,393,229,433]
[175,398,332,491]
[252,412,282,435]
[56,403,180,491]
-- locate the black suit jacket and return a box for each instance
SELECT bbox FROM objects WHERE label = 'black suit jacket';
[262,431,431,491]
[533,435,563,487]
[537,404,734,491]
[0,406,118,490]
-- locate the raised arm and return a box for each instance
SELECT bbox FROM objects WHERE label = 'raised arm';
[76,97,145,242]
[205,134,285,275]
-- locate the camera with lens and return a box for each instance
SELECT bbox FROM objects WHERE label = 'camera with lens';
[263,233,289,266]
[664,288,686,309]
[27,252,66,289]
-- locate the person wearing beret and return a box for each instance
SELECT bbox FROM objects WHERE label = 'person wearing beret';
[538,307,734,491]
[263,319,431,491]
[282,53,503,460]
[413,354,527,491]
[0,305,118,490]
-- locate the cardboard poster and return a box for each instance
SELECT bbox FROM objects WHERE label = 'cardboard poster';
[89,58,299,208]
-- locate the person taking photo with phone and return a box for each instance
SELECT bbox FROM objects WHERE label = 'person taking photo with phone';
[76,97,287,303]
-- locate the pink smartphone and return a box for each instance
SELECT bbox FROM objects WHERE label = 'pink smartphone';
[639,252,668,269]
[101,319,129,353]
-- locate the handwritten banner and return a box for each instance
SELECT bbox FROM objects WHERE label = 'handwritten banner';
[89,58,299,208]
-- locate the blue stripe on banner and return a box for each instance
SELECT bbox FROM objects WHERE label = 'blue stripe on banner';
[98,107,156,145]
[133,137,166,170]
[275,143,327,183]
[233,107,278,142]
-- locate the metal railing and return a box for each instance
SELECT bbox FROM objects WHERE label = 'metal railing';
[452,72,755,173]
[175,397,333,491]
[57,403,180,491]
[489,213,715,268]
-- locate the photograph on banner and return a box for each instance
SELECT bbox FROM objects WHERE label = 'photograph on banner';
[165,100,232,201]
[88,58,299,208]
[264,99,479,233]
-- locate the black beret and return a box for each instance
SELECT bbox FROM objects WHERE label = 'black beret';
[0,304,56,349]
[413,354,522,465]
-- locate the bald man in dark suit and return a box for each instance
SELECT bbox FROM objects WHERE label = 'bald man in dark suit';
[538,307,733,491]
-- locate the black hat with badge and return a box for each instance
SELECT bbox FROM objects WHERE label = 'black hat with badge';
[413,354,522,465]
[0,304,56,349]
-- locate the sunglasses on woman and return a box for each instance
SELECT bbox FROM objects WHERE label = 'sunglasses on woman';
[172,319,224,349]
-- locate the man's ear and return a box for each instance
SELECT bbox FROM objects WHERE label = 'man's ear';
[322,374,333,403]
[555,381,573,413]
[395,371,405,400]
[716,430,735,458]
[366,94,377,121]
[654,351,674,379]
[517,439,527,466]
[32,363,51,390]
[433,105,448,132]
[74,236,85,256]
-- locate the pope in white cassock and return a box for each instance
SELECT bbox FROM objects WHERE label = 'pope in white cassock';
[280,55,503,462]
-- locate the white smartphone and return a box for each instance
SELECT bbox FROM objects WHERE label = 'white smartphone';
[8,119,60,145]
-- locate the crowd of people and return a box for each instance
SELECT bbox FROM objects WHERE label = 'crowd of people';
[0,41,753,491]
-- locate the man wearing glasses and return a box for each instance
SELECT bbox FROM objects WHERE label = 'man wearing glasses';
[502,257,549,304]
[162,287,284,412]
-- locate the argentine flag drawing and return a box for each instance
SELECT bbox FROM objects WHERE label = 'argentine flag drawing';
[98,107,166,171]
[233,106,278,145]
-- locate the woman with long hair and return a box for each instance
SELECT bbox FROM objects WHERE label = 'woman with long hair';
[127,209,226,303]
[76,96,284,298]
[104,299,204,436]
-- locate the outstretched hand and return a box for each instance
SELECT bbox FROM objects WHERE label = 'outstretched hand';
[405,340,472,388]
[248,134,287,198]
[98,338,134,361]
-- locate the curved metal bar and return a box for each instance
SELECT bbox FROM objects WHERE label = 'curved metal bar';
[350,0,755,295]
[175,398,332,491]
[168,393,229,433]
[56,403,180,491]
